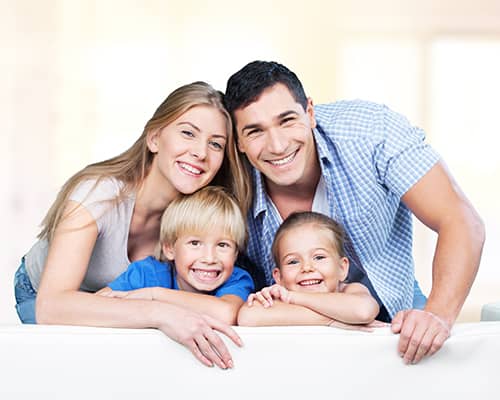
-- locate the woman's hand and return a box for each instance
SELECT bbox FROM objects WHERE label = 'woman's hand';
[155,303,243,369]
[247,284,291,308]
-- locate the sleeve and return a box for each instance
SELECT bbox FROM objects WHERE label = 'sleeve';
[68,178,122,231]
[373,104,441,198]
[214,266,255,301]
[107,261,147,291]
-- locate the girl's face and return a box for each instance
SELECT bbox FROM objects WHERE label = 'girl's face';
[273,223,349,293]
[148,105,228,194]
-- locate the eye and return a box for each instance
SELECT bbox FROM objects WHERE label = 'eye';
[245,128,262,137]
[209,140,225,151]
[182,130,195,138]
[218,241,232,249]
[280,116,296,126]
[313,254,326,261]
[284,259,299,266]
[188,240,201,247]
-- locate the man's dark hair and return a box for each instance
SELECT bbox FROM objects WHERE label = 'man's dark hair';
[224,61,308,115]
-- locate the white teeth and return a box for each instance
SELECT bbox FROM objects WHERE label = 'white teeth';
[179,162,202,175]
[193,269,219,279]
[299,279,321,286]
[269,152,295,166]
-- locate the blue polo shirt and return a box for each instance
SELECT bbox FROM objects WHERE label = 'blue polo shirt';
[108,256,254,301]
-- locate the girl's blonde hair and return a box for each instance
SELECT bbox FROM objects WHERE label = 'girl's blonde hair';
[39,81,248,242]
[156,186,247,261]
[271,211,346,267]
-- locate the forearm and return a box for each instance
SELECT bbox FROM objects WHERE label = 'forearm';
[426,208,485,324]
[290,292,379,324]
[237,301,332,327]
[152,288,240,325]
[36,290,172,330]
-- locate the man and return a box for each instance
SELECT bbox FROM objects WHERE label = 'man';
[224,60,484,364]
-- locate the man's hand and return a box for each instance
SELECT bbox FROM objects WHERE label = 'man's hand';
[391,309,451,364]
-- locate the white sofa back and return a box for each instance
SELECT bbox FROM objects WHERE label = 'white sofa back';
[1,322,499,399]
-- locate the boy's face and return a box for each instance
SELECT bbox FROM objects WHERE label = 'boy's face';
[273,224,348,293]
[233,83,319,189]
[163,227,238,293]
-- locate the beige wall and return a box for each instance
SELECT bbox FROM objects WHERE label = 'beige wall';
[2,0,499,323]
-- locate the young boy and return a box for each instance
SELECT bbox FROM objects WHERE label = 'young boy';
[98,186,254,325]
[237,211,379,328]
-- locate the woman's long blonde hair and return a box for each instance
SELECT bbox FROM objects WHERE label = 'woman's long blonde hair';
[39,81,249,242]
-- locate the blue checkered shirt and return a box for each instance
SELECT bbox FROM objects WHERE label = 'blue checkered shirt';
[242,100,440,318]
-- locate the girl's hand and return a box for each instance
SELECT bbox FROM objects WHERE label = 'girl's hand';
[247,284,291,308]
[328,319,390,332]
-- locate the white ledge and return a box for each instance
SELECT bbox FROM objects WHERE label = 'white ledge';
[1,322,499,399]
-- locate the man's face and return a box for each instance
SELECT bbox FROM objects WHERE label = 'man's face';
[233,83,318,188]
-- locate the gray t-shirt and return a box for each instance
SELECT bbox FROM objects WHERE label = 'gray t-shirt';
[25,178,135,292]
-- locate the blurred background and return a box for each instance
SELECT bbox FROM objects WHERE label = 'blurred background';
[1,0,499,324]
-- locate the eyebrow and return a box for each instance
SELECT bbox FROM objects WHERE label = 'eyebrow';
[177,121,201,132]
[241,110,299,134]
[178,121,227,139]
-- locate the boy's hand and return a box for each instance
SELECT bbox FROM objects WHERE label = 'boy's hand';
[97,287,154,301]
[247,284,291,308]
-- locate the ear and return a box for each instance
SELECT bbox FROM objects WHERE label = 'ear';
[162,242,175,261]
[339,257,349,281]
[146,128,161,153]
[306,97,317,129]
[272,268,282,284]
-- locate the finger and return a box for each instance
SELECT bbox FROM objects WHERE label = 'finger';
[256,292,271,308]
[412,326,438,364]
[391,310,407,333]
[196,334,228,369]
[188,340,214,368]
[402,320,426,364]
[427,329,450,357]
[397,313,416,358]
[261,289,274,305]
[368,320,390,328]
[247,294,256,306]
[205,315,243,348]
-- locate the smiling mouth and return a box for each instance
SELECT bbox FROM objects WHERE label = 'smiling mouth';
[191,268,221,282]
[298,279,322,287]
[178,162,203,175]
[267,150,297,167]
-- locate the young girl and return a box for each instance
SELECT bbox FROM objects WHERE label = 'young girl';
[238,211,380,328]
[98,186,254,327]
[14,82,247,369]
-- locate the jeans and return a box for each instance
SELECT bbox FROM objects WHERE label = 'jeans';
[412,279,427,310]
[14,259,37,324]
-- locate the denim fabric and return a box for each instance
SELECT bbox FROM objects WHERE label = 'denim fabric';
[14,259,37,324]
[412,279,427,310]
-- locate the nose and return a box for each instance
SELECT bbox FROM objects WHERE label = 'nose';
[301,262,315,273]
[190,139,207,160]
[201,245,217,264]
[267,128,287,154]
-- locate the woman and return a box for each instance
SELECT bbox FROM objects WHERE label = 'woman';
[14,81,248,369]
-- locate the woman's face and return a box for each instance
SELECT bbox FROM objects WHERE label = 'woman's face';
[148,105,228,194]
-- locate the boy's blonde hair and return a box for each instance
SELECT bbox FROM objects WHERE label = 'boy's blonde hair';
[156,186,247,261]
[271,211,346,267]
